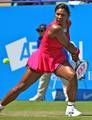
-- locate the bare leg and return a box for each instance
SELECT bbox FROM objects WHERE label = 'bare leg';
[1,68,43,106]
[55,61,77,102]
[55,61,82,116]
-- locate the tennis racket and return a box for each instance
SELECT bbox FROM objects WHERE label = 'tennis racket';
[75,60,88,80]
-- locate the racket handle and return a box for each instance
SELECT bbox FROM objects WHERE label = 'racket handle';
[76,59,81,66]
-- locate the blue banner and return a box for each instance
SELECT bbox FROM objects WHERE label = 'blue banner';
[0,4,92,101]
[0,0,91,3]
[1,0,69,3]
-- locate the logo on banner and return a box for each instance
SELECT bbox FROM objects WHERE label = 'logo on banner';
[83,92,92,100]
[5,37,37,71]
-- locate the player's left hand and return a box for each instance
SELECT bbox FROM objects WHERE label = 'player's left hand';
[71,53,79,62]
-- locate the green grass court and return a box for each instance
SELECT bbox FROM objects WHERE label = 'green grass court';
[0,101,92,120]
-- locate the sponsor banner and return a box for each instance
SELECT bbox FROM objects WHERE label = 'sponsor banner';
[51,89,92,101]
[0,0,11,2]
[11,0,69,2]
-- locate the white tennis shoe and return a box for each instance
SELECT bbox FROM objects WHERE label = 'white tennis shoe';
[65,105,82,117]
[29,95,44,101]
[0,104,4,111]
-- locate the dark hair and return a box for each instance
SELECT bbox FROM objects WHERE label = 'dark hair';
[55,3,70,16]
[36,24,47,32]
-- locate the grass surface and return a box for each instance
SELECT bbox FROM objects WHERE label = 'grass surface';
[0,101,92,120]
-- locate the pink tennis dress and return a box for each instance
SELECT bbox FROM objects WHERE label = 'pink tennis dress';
[27,21,69,73]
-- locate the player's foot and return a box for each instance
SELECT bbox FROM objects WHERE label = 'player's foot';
[65,105,82,117]
[29,95,44,101]
[0,104,4,111]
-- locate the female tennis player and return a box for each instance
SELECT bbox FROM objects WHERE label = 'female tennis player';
[0,3,81,116]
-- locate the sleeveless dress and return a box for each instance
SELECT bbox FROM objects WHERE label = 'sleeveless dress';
[27,20,70,73]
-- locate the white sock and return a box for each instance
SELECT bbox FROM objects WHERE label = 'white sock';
[68,102,75,106]
[0,104,4,110]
